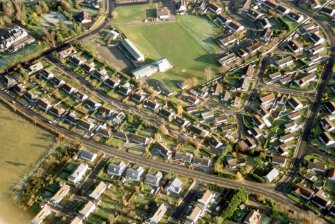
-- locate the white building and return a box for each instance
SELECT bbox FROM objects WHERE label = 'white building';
[79,201,96,218]
[131,58,173,79]
[89,181,107,200]
[68,163,89,184]
[263,168,279,183]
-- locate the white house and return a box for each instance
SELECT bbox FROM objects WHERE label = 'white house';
[68,163,89,184]
[263,168,279,183]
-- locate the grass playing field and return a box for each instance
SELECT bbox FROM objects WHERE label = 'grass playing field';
[113,3,161,23]
[117,17,220,90]
[0,103,55,223]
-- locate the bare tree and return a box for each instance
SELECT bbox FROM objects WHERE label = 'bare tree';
[204,66,213,81]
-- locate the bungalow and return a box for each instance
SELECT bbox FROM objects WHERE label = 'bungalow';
[329,205,335,217]
[262,0,277,9]
[280,133,295,143]
[28,62,43,75]
[79,149,97,162]
[165,177,183,195]
[74,91,88,102]
[215,15,231,26]
[277,144,290,156]
[192,157,211,169]
[64,112,78,125]
[259,18,271,29]
[149,203,168,224]
[232,96,241,107]
[128,133,152,145]
[50,184,70,204]
[84,99,101,111]
[320,118,335,132]
[82,61,95,73]
[272,155,287,168]
[70,55,87,66]
[112,112,126,125]
[239,137,257,150]
[49,106,65,118]
[244,210,262,224]
[13,83,26,96]
[319,132,335,146]
[89,181,107,200]
[260,28,273,42]
[98,107,113,117]
[92,69,108,81]
[258,105,270,119]
[239,0,251,12]
[275,56,294,68]
[312,190,331,209]
[289,111,301,120]
[310,54,322,64]
[309,44,325,55]
[287,97,303,110]
[95,125,112,138]
[235,48,249,58]
[70,216,82,224]
[208,3,222,14]
[263,168,279,183]
[159,108,175,120]
[31,205,52,224]
[260,93,276,107]
[226,21,244,32]
[200,110,214,120]
[246,41,262,54]
[52,77,65,88]
[118,84,132,96]
[107,161,127,176]
[248,127,263,139]
[309,0,321,9]
[104,76,120,88]
[293,182,315,200]
[189,125,210,138]
[79,201,96,219]
[78,10,92,24]
[327,168,335,182]
[309,33,325,46]
[176,0,187,15]
[308,160,327,173]
[144,100,161,112]
[287,40,303,53]
[2,75,17,89]
[77,119,95,132]
[325,101,335,114]
[224,157,246,169]
[39,69,54,80]
[247,9,263,20]
[186,95,200,105]
[304,65,318,74]
[125,166,144,181]
[280,76,293,85]
[186,106,198,114]
[157,7,170,19]
[131,89,146,103]
[174,152,193,164]
[174,115,190,127]
[218,53,237,66]
[58,45,77,59]
[276,5,290,15]
[252,115,266,129]
[35,99,52,112]
[145,171,163,187]
[208,136,223,149]
[287,12,304,23]
[219,35,237,47]
[213,116,227,126]
[320,7,335,17]
[68,163,89,184]
[285,122,300,133]
[198,190,214,206]
[152,142,172,160]
[186,205,203,224]
[62,83,77,95]
[302,23,318,33]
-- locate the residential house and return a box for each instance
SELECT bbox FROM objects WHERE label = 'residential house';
[70,55,87,66]
[58,45,77,58]
[52,77,65,88]
[39,69,54,80]
[308,160,327,173]
[145,171,163,187]
[79,149,97,162]
[50,184,70,204]
[186,95,200,105]
[329,205,335,217]
[247,9,263,20]
[92,69,108,81]
[78,10,92,23]
[104,76,120,88]
[192,157,211,169]
[319,132,335,146]
[35,99,52,112]
[174,152,193,164]
[259,18,271,29]
[224,157,246,169]
[95,125,112,138]
[309,0,321,9]
[152,142,172,160]
[2,75,17,89]
[275,56,294,68]
[64,112,78,125]
[186,205,203,224]
[82,61,96,73]
[210,83,222,96]
[118,84,132,96]
[84,99,101,111]
[294,181,315,200]
[289,111,301,120]
[79,201,96,219]
[320,7,335,17]
[226,21,244,32]
[244,210,262,224]
[260,93,276,107]
[252,115,266,129]
[89,181,107,200]
[287,40,303,53]
[215,15,231,26]
[62,83,77,95]
[287,97,303,110]
[126,166,144,181]
[201,110,214,120]
[77,119,95,132]
[309,44,325,55]
[272,155,287,168]
[309,33,325,45]
[189,125,210,138]
[31,205,52,224]
[159,108,175,120]
[262,0,277,9]
[304,65,318,74]
[128,133,153,145]
[248,127,263,139]
[276,5,290,15]
[157,7,170,19]
[174,115,190,127]
[320,118,335,132]
[107,161,127,176]
[218,35,237,47]
[49,106,65,118]
[260,28,273,42]
[28,62,43,75]
[325,101,335,114]
[208,136,223,149]
[144,100,161,112]
[68,163,89,184]
[198,190,214,206]
[13,83,26,96]
[312,190,331,209]
[166,178,183,195]
[280,133,295,143]
[287,12,304,23]
[131,89,146,103]
[148,203,168,224]
[112,112,126,125]
[208,3,222,14]
[327,168,335,182]
[263,168,279,183]
[70,217,82,224]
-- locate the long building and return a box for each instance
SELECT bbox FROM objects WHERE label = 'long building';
[121,38,145,62]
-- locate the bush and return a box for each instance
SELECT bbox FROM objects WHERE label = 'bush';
[221,188,248,220]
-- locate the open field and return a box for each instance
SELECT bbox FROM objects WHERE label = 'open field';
[117,21,219,90]
[113,3,160,23]
[0,103,55,224]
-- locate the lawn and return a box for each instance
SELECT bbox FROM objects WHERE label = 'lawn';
[113,3,160,23]
[0,103,55,223]
[117,21,219,90]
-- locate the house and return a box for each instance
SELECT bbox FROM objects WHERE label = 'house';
[219,52,237,66]
[201,110,214,120]
[144,100,161,112]
[258,105,270,119]
[131,89,146,103]
[224,157,246,169]
[239,137,257,150]
[252,115,266,129]
[287,97,303,110]
[325,101,335,114]
[118,84,132,96]
[126,165,144,181]
[312,190,331,209]
[289,111,301,121]
[92,70,108,82]
[308,160,327,173]
[107,161,127,176]
[215,15,231,26]
[285,122,300,133]
[280,133,295,143]
[239,0,251,12]
[58,45,77,58]
[287,12,304,23]
[13,83,26,96]
[131,58,173,79]
[174,116,190,128]
[320,118,335,132]
[121,38,145,62]
[77,119,95,132]
[28,62,43,75]
[263,168,279,183]
[248,127,263,139]
[286,40,303,53]
[186,95,200,105]
[74,91,88,102]
[157,7,170,19]
[82,61,96,73]
[99,106,116,117]
[176,0,187,15]
[208,3,222,14]
[64,112,78,125]
[259,18,271,29]
[262,0,277,9]
[70,216,82,224]
[104,76,120,88]
[166,178,183,195]
[294,182,315,200]
[304,65,318,74]
[276,5,290,15]
[208,136,223,149]
[189,125,210,138]
[0,26,35,52]
[52,77,65,88]
[309,33,325,45]
[260,93,276,107]
[308,44,325,55]
[277,144,290,156]
[49,106,65,118]
[327,168,335,181]
[112,112,126,125]
[174,152,193,164]
[152,142,172,160]
[218,35,237,47]
[226,21,244,32]
[128,133,153,145]
[319,132,335,146]
[145,171,163,187]
[89,181,107,200]
[192,157,211,169]
[84,99,101,111]
[79,149,97,162]
[70,55,87,66]
[62,83,77,95]
[148,203,168,224]
[96,125,112,138]
[2,75,17,89]
[79,201,96,218]
[272,155,287,168]
[186,205,203,224]
[260,28,273,42]
[198,190,214,206]
[309,0,321,9]
[329,205,335,217]
[190,86,208,98]
[68,163,89,184]
[35,99,52,112]
[50,184,70,204]
[78,10,92,23]
[247,9,263,20]
[275,56,294,68]
[31,205,52,224]
[159,108,175,120]
[244,210,262,224]
[320,7,335,17]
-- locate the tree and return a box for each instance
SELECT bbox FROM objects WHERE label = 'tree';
[4,1,14,18]
[176,105,183,115]
[159,124,169,136]
[127,114,134,123]
[204,66,213,82]
[61,0,72,13]
[34,4,43,15]
[236,172,244,181]
[39,0,49,13]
